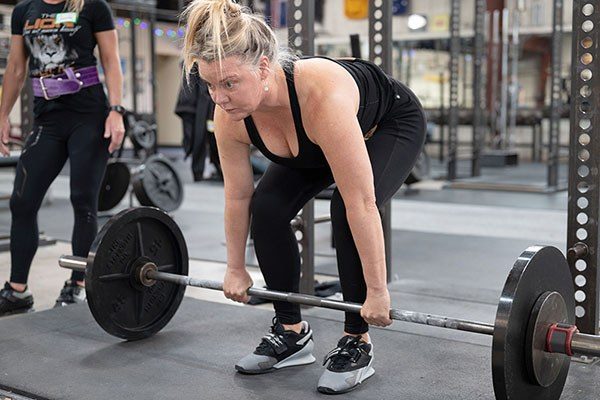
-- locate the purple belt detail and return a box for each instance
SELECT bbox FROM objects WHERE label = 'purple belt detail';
[32,66,101,100]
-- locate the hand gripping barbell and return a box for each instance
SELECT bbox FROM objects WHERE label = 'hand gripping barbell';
[58,207,600,399]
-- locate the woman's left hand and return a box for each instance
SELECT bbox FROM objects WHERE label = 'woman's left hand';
[361,288,393,327]
[104,110,126,153]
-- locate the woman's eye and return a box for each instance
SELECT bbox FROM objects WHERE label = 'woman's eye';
[225,81,235,89]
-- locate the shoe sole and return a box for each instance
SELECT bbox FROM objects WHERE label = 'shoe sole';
[235,339,316,375]
[317,365,375,394]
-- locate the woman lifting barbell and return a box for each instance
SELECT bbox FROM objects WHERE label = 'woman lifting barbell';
[0,0,124,314]
[182,0,426,393]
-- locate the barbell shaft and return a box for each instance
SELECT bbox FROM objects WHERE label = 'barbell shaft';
[59,255,494,335]
[58,255,600,357]
[147,269,496,335]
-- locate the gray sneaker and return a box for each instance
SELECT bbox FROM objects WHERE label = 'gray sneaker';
[235,318,316,374]
[54,280,86,308]
[0,282,34,316]
[317,335,375,394]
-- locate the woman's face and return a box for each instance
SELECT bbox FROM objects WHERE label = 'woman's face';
[197,56,266,120]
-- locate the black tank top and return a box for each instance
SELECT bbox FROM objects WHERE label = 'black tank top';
[244,56,398,168]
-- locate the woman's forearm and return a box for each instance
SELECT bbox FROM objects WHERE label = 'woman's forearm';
[102,57,123,106]
[0,63,27,119]
[224,197,252,270]
[345,203,388,293]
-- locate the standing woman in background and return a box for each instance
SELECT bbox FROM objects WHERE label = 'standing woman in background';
[0,0,125,314]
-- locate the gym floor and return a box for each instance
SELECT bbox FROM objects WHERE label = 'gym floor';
[0,154,598,399]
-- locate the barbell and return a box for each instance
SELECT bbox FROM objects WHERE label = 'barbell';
[58,206,600,399]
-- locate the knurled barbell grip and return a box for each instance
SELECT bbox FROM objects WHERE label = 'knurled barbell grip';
[146,270,496,336]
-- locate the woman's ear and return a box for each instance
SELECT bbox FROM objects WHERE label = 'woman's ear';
[258,55,271,81]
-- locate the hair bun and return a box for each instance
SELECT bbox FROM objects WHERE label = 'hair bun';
[225,2,242,18]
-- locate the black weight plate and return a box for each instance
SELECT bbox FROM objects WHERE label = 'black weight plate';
[492,246,575,400]
[85,207,188,340]
[132,155,184,212]
[130,120,156,150]
[98,161,131,212]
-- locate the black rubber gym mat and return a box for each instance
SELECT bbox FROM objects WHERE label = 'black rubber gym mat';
[0,297,597,400]
[314,229,565,285]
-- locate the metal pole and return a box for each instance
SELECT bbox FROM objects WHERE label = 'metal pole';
[567,0,598,335]
[149,13,157,118]
[508,4,521,149]
[287,0,315,295]
[447,0,461,180]
[297,201,315,296]
[490,10,500,145]
[472,0,486,177]
[440,71,445,162]
[499,8,509,149]
[369,0,393,282]
[130,12,138,113]
[548,0,564,188]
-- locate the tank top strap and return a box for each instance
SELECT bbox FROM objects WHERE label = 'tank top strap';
[283,63,312,146]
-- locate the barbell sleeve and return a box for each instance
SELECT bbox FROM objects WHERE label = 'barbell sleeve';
[59,255,87,273]
[569,333,600,358]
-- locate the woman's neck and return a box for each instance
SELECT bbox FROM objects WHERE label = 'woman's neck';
[254,64,290,114]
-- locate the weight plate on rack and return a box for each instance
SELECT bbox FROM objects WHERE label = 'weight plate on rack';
[132,155,184,212]
[98,161,130,212]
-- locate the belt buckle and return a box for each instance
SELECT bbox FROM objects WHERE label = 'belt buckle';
[39,76,59,101]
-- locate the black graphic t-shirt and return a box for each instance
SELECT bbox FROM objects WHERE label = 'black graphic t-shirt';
[11,0,115,117]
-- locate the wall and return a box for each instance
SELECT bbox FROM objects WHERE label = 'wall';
[156,54,183,146]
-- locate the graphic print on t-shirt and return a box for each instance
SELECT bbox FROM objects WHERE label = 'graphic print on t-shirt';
[23,13,81,76]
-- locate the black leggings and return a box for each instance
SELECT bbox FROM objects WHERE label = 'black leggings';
[9,110,109,284]
[250,91,427,334]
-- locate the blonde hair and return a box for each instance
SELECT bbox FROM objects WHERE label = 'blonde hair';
[181,0,296,76]
[67,0,85,13]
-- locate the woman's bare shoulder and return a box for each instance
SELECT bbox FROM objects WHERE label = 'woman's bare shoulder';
[294,58,359,114]
[214,107,252,145]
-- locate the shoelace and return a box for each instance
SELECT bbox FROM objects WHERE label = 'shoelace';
[255,318,288,355]
[323,336,363,370]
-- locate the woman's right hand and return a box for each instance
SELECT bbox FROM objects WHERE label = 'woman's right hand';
[223,267,254,303]
[0,117,10,157]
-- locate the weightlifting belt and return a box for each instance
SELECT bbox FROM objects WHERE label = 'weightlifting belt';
[32,66,101,100]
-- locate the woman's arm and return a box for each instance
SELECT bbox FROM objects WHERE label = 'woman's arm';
[215,107,255,269]
[0,35,28,156]
[214,108,256,302]
[95,29,124,152]
[302,65,392,327]
[0,35,28,119]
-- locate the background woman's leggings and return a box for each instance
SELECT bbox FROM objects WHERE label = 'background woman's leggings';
[9,110,109,284]
[250,91,427,335]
